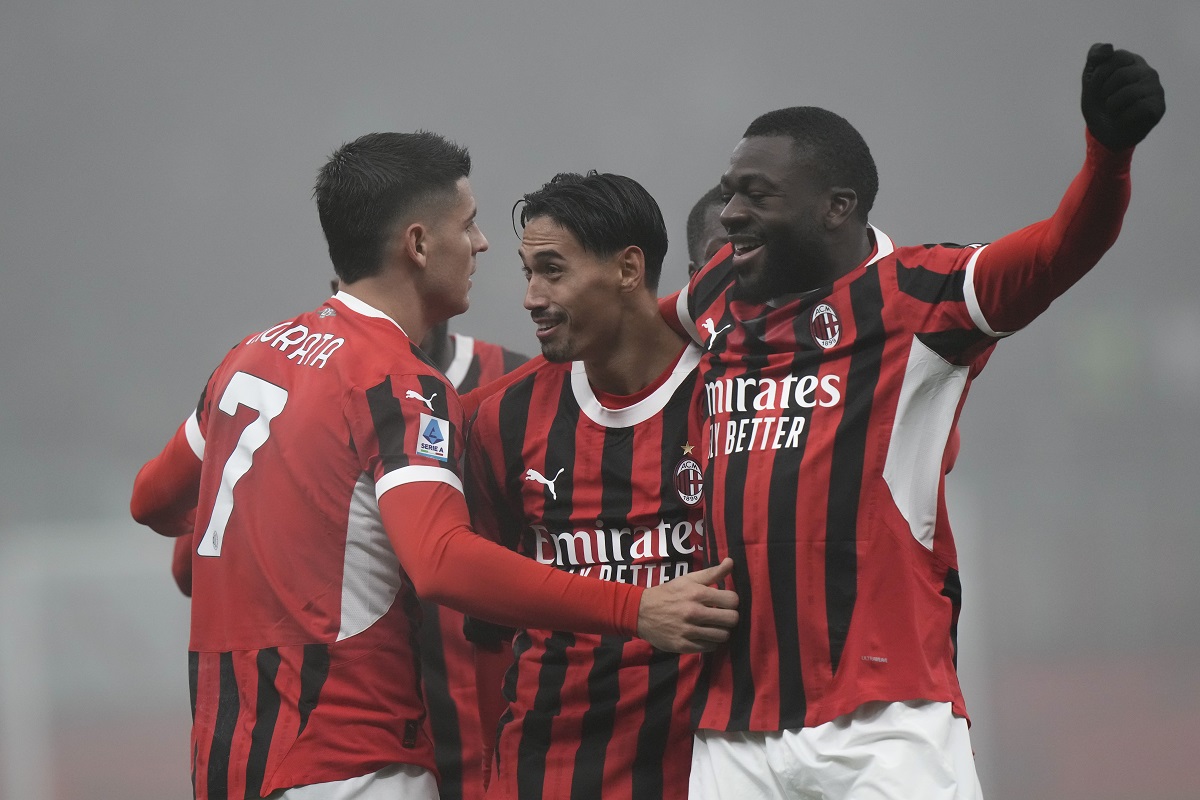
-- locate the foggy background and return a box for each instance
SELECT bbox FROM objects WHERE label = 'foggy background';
[2,1,1197,798]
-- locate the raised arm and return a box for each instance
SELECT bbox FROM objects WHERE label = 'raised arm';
[969,44,1164,335]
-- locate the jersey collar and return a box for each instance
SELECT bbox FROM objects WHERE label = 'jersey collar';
[332,291,409,337]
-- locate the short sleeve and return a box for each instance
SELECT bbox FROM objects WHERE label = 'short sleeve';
[345,370,467,500]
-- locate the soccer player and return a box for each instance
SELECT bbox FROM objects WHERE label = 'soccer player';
[165,313,528,800]
[130,131,739,800]
[686,185,728,278]
[662,44,1164,799]
[466,172,707,800]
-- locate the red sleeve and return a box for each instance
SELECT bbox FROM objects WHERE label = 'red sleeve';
[972,130,1133,333]
[380,482,642,635]
[459,355,546,419]
[658,291,687,337]
[130,422,202,537]
[171,531,194,597]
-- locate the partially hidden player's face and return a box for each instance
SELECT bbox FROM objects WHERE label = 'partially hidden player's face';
[520,216,626,363]
[720,136,829,302]
[688,203,730,278]
[423,177,489,318]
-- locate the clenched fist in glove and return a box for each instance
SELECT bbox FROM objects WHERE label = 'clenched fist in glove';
[1081,43,1165,151]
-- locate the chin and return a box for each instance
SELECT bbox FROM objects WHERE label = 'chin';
[539,341,575,363]
[734,271,773,305]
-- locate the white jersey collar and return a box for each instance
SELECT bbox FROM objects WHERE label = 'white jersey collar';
[333,291,409,337]
[571,344,702,428]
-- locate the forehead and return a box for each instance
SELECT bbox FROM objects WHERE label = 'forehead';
[446,176,475,212]
[723,135,810,185]
[518,215,584,260]
[419,176,475,227]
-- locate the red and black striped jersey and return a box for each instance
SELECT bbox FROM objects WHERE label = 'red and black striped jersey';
[669,135,1131,734]
[420,333,527,800]
[674,232,982,734]
[185,292,465,798]
[466,345,706,800]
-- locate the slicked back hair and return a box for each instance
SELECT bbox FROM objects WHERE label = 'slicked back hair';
[517,171,669,290]
[744,107,878,221]
[313,131,471,283]
[686,185,726,265]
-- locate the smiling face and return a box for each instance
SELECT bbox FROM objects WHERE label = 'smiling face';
[519,215,625,363]
[719,135,834,302]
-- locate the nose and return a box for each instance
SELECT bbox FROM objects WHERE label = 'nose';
[719,195,747,231]
[474,227,489,254]
[523,276,546,312]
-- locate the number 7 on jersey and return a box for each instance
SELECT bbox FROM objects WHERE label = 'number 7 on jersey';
[197,371,289,557]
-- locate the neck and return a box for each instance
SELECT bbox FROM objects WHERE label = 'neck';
[422,328,454,371]
[583,296,686,396]
[826,222,875,284]
[340,271,435,344]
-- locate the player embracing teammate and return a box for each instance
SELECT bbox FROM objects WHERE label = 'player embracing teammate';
[133,40,1164,800]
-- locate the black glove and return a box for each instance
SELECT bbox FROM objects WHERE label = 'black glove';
[1081,43,1165,151]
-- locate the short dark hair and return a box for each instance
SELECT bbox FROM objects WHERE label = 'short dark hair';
[686,185,725,264]
[517,171,668,290]
[313,131,471,283]
[744,107,878,221]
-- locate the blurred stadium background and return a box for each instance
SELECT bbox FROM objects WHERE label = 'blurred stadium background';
[3,2,1198,797]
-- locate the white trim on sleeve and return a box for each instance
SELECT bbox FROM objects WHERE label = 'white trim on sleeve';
[184,412,205,459]
[675,287,703,346]
[375,464,464,499]
[962,246,1013,338]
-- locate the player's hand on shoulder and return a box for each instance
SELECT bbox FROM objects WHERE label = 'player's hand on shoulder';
[1081,42,1165,151]
[636,558,739,653]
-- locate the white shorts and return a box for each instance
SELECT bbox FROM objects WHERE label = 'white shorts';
[689,700,983,800]
[267,763,438,800]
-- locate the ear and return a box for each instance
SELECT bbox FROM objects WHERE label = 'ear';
[616,246,646,293]
[400,221,429,269]
[824,187,859,230]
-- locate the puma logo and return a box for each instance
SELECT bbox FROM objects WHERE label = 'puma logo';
[405,389,437,411]
[701,318,732,349]
[525,467,566,500]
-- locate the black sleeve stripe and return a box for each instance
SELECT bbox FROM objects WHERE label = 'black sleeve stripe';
[366,377,409,472]
[915,329,994,365]
[894,256,967,305]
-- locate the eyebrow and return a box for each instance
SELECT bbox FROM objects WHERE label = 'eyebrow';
[520,247,567,263]
[722,171,779,190]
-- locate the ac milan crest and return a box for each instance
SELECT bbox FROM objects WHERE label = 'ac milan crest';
[674,457,703,506]
[810,303,841,349]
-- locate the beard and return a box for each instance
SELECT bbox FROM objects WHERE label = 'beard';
[734,248,804,304]
[538,332,576,363]
[733,227,828,304]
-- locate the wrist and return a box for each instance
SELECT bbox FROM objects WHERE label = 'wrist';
[622,584,647,636]
[1085,128,1134,174]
